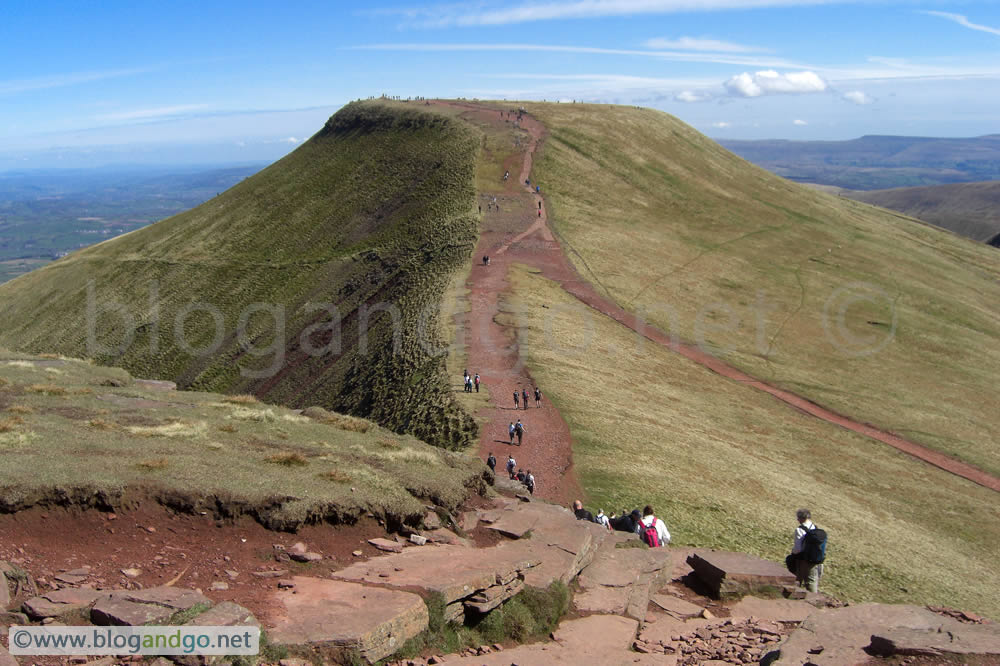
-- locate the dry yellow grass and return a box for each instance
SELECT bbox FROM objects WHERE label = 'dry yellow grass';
[6,405,33,415]
[222,394,259,405]
[266,452,308,467]
[27,384,67,396]
[301,406,373,433]
[137,457,169,470]
[87,418,116,431]
[218,423,238,433]
[505,265,1000,619]
[0,416,24,433]
[319,469,352,483]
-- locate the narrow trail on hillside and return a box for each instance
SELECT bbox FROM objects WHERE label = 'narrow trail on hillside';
[438,101,1000,496]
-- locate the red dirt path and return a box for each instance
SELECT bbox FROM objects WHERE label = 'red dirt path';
[438,101,1000,496]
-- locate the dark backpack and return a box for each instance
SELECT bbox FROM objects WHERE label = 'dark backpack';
[802,526,827,564]
[641,517,660,548]
[515,423,523,435]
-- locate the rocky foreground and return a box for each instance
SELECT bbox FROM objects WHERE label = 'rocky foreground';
[2,490,999,665]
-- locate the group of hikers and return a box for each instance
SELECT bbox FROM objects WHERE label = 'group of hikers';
[573,501,671,547]
[486,453,535,494]
[513,386,541,409]
[462,370,480,393]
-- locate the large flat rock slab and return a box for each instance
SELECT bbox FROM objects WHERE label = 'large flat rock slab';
[91,587,212,626]
[686,549,794,599]
[0,643,18,666]
[772,603,1000,664]
[333,544,537,607]
[23,588,105,619]
[729,595,813,623]
[268,577,427,664]
[185,601,258,628]
[439,614,645,665]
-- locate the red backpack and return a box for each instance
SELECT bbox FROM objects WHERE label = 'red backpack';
[642,517,660,547]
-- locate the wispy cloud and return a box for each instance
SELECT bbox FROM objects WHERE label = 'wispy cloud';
[793,118,808,125]
[385,0,855,28]
[676,90,713,102]
[96,105,210,122]
[349,42,804,68]
[712,121,732,128]
[725,70,827,97]
[644,36,768,53]
[920,11,1000,37]
[0,67,150,96]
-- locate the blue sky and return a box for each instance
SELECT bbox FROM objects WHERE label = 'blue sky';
[2,0,999,168]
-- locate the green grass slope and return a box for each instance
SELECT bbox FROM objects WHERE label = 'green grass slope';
[0,351,487,529]
[844,181,1000,244]
[0,102,480,449]
[525,103,1000,476]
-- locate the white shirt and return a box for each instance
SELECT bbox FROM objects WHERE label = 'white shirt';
[640,515,671,546]
[792,519,815,554]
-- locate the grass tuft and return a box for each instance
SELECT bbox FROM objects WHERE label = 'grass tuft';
[218,423,238,433]
[87,418,116,431]
[27,384,67,396]
[319,469,352,483]
[222,394,259,405]
[266,452,308,467]
[137,457,169,470]
[6,405,33,415]
[0,416,24,433]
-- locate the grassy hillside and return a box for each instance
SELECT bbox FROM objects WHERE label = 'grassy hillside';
[844,181,1000,244]
[0,351,487,529]
[525,103,1000,477]
[503,265,1000,619]
[0,102,480,449]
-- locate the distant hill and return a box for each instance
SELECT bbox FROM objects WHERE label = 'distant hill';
[720,134,1000,190]
[841,181,1000,245]
[0,102,479,449]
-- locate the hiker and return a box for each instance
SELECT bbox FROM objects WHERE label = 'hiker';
[486,452,496,473]
[478,204,482,214]
[482,255,488,265]
[536,185,540,194]
[640,506,670,547]
[791,508,825,593]
[539,201,542,210]
[572,499,595,522]
[594,509,611,530]
[474,373,480,392]
[534,387,541,407]
[610,509,642,534]
[513,390,519,409]
[522,388,529,409]
[465,376,473,393]
[506,455,516,479]
[514,420,524,446]
[525,470,535,494]
[516,468,525,483]
[538,209,541,217]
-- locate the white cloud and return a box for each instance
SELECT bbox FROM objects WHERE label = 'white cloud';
[920,11,1000,37]
[282,137,300,144]
[793,119,808,126]
[96,105,209,122]
[676,90,712,103]
[0,67,151,96]
[644,36,767,53]
[724,70,827,97]
[388,1,859,28]
[842,90,873,105]
[712,121,732,128]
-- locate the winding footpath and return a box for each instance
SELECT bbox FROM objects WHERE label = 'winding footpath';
[439,101,1000,496]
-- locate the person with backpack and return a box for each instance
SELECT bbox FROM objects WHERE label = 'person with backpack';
[516,468,526,483]
[514,420,524,446]
[508,422,515,445]
[791,508,826,593]
[610,508,642,534]
[513,390,519,409]
[639,506,670,547]
[522,388,529,409]
[506,455,516,479]
[572,499,595,522]
[486,452,496,473]
[525,470,535,495]
[534,387,541,407]
[474,373,480,393]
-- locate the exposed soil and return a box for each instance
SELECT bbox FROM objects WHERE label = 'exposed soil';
[0,503,388,627]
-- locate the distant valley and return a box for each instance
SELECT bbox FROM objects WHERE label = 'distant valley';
[0,164,264,282]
